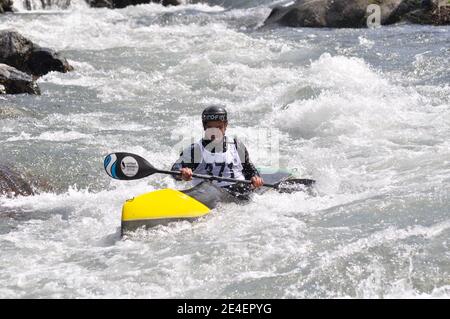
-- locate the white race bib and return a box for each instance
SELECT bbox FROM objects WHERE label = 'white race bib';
[193,138,245,187]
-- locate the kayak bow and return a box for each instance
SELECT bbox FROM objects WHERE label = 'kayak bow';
[122,188,210,234]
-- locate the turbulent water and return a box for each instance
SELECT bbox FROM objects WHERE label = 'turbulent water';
[0,0,449,298]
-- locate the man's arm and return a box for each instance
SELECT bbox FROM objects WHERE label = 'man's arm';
[241,148,260,180]
[234,138,260,180]
[171,143,201,180]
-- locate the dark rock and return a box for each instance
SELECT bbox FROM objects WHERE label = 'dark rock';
[111,0,154,8]
[0,30,74,77]
[87,0,181,9]
[0,164,34,197]
[0,63,41,95]
[264,1,326,27]
[421,0,433,9]
[28,48,74,77]
[86,0,114,7]
[435,3,450,24]
[0,0,13,13]
[403,7,435,23]
[264,0,362,28]
[263,0,426,28]
[404,1,450,25]
[326,0,369,28]
[161,0,181,5]
[381,0,418,24]
[0,30,35,72]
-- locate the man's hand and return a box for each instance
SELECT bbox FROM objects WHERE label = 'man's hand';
[251,176,264,189]
[180,168,193,181]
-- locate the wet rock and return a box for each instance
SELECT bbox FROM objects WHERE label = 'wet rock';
[0,164,34,197]
[161,0,181,5]
[263,0,439,28]
[0,0,13,13]
[264,0,392,28]
[0,105,33,120]
[404,0,450,25]
[87,0,114,7]
[87,0,181,8]
[433,4,449,25]
[0,64,41,95]
[0,30,74,78]
[383,0,423,24]
[264,0,328,28]
[27,47,74,77]
[109,0,155,8]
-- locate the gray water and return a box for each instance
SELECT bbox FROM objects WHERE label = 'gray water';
[0,1,449,298]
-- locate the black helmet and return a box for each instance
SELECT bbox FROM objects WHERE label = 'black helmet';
[202,106,227,123]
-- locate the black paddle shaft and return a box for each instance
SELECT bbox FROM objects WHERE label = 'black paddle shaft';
[157,169,315,190]
[155,169,273,186]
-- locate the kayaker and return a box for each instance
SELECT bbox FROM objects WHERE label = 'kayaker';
[171,106,264,191]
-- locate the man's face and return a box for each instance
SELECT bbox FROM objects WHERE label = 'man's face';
[204,121,227,142]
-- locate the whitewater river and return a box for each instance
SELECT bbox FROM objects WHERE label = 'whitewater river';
[0,1,449,298]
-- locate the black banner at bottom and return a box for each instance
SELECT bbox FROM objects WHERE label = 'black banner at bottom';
[1,299,445,317]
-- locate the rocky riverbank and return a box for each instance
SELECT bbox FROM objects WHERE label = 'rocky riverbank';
[263,0,450,28]
[2,0,448,26]
[0,30,73,95]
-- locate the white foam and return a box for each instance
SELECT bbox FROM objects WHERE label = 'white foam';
[6,130,90,142]
[358,36,375,49]
[3,3,227,51]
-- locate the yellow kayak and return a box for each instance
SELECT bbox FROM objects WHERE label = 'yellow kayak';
[121,169,293,234]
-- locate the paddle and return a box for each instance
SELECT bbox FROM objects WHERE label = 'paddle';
[104,152,315,192]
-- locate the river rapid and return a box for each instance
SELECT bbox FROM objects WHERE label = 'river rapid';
[0,0,449,298]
